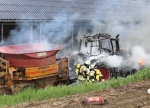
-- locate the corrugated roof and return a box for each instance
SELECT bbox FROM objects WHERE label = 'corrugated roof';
[0,0,149,21]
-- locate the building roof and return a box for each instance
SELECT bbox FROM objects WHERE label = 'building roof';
[0,0,149,21]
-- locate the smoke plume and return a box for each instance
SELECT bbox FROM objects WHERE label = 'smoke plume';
[1,0,150,70]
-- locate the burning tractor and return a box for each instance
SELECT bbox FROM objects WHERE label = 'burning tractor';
[0,43,69,95]
[0,34,144,94]
[69,33,140,83]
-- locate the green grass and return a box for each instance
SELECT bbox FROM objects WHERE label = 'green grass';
[0,67,150,107]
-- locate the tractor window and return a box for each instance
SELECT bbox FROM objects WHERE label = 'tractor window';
[80,41,91,55]
[101,39,110,49]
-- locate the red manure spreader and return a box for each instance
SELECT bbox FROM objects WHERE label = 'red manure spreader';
[0,43,69,94]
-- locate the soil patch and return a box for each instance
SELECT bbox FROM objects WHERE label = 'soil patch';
[6,79,150,108]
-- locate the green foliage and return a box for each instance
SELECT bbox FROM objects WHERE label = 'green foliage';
[0,67,150,107]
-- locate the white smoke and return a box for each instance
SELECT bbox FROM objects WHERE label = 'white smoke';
[1,0,150,70]
[129,46,150,68]
[85,0,150,70]
[104,55,123,67]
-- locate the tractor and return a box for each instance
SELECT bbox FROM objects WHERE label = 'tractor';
[69,33,137,83]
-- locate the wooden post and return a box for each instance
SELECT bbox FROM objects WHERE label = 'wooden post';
[40,23,42,43]
[30,23,33,43]
[72,25,74,50]
[1,22,3,46]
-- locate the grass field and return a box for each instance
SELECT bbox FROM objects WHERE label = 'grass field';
[0,67,150,107]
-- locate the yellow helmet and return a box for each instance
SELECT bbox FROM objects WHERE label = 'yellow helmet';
[84,61,91,66]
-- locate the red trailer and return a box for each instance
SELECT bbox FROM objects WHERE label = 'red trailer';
[0,43,69,94]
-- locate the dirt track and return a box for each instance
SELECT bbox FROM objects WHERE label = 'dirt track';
[6,79,150,108]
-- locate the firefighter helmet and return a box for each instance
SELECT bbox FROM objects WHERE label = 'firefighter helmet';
[84,61,91,66]
[90,64,95,69]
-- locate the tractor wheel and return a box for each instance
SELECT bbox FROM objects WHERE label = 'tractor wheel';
[97,64,111,81]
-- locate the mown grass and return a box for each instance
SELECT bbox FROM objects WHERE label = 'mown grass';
[0,67,150,107]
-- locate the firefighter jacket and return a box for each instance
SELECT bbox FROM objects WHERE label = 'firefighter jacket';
[87,70,96,83]
[88,69,104,82]
[76,64,89,81]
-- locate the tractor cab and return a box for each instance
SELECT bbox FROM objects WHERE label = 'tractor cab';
[79,33,120,57]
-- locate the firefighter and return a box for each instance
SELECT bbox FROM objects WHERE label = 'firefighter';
[75,61,90,83]
[88,64,105,83]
